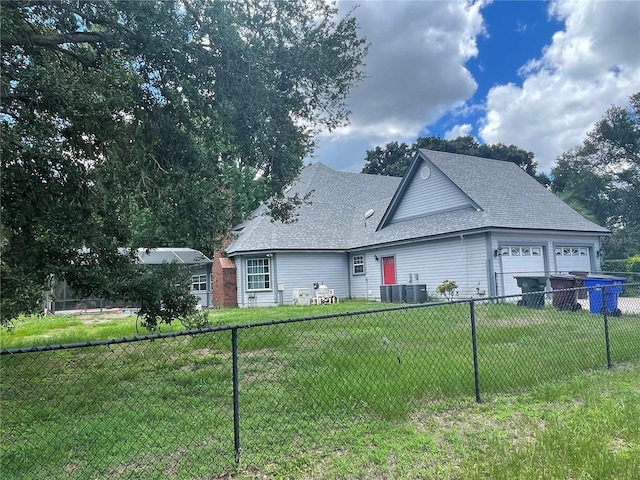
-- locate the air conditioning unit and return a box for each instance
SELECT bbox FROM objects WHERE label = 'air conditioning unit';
[292,288,311,306]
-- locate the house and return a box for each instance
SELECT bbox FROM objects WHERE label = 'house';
[224,149,609,307]
[52,248,213,312]
[136,248,213,308]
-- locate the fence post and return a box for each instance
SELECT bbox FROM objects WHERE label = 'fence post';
[232,327,241,464]
[470,299,482,403]
[601,286,612,370]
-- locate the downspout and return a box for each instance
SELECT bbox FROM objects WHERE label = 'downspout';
[486,232,497,297]
[346,251,352,299]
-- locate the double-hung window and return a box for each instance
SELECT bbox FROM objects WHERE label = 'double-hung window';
[352,255,364,275]
[247,258,271,290]
[191,274,207,291]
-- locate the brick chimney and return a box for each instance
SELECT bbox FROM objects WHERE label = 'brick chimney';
[212,251,237,308]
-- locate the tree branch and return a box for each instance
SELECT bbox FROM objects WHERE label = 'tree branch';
[1,32,107,48]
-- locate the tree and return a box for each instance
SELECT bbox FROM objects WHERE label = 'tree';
[551,92,640,258]
[361,142,414,176]
[362,135,540,179]
[0,0,368,326]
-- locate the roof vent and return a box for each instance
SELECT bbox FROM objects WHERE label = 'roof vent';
[364,209,375,219]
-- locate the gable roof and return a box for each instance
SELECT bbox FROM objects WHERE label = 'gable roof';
[226,162,400,253]
[225,151,609,255]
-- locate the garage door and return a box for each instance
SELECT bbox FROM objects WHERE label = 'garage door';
[498,246,546,297]
[554,246,591,273]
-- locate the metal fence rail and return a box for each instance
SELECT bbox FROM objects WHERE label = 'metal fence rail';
[2,283,639,479]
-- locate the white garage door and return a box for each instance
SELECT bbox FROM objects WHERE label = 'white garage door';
[498,246,546,297]
[554,246,591,273]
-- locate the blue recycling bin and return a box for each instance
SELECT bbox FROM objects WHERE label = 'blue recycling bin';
[583,276,626,316]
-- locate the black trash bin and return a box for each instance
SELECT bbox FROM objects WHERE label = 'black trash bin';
[514,276,547,308]
[406,284,428,304]
[550,274,582,311]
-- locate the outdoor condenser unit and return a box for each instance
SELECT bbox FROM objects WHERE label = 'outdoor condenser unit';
[292,288,311,306]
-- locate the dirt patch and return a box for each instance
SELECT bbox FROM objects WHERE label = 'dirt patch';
[74,309,137,325]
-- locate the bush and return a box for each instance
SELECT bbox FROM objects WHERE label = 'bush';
[436,280,458,302]
[602,255,640,283]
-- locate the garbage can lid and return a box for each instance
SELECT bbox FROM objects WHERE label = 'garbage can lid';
[569,271,588,276]
[584,275,626,285]
[585,275,626,281]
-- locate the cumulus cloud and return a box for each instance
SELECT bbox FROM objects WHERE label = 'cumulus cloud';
[312,0,639,174]
[479,0,640,172]
[445,123,473,139]
[314,0,487,171]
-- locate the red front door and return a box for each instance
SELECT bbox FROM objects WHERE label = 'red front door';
[382,256,396,285]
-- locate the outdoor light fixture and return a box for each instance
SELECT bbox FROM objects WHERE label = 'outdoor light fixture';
[374,255,379,261]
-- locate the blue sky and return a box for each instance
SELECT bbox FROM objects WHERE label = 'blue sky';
[430,1,564,138]
[312,0,640,174]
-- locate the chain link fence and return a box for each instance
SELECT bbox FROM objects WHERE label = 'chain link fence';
[2,282,640,478]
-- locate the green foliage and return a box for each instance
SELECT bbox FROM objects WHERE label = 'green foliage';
[361,135,540,179]
[603,255,640,274]
[436,279,458,301]
[0,0,368,325]
[552,92,640,258]
[178,311,212,331]
[361,141,415,177]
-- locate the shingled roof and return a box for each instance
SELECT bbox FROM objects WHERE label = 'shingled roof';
[225,150,609,254]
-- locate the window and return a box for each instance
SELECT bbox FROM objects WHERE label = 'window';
[247,258,270,290]
[556,246,589,256]
[353,255,364,275]
[191,274,207,291]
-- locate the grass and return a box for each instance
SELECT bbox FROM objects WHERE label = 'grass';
[0,300,384,350]
[1,300,640,478]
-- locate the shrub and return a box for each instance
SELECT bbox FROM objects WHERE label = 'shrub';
[436,280,458,302]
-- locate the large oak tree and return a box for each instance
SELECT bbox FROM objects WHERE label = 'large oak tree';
[551,92,640,259]
[1,0,368,325]
[362,135,542,180]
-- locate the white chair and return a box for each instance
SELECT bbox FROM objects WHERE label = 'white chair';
[315,286,338,304]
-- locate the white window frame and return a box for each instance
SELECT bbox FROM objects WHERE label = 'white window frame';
[247,257,271,291]
[352,255,365,275]
[191,274,207,291]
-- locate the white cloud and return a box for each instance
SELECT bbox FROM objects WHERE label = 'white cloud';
[479,0,640,173]
[313,0,488,172]
[445,123,473,139]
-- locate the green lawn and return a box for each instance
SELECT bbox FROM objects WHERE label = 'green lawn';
[1,301,639,479]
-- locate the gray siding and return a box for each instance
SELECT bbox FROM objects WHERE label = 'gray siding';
[189,265,211,308]
[276,252,348,304]
[351,234,488,301]
[235,252,349,307]
[491,232,602,297]
[390,159,473,223]
[349,253,381,300]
